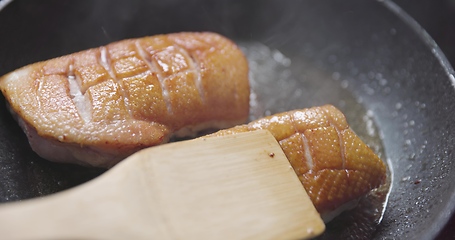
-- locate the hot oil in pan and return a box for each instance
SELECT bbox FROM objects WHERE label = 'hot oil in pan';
[240,42,392,239]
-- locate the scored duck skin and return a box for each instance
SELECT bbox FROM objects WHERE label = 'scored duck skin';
[0,32,250,168]
[210,105,387,221]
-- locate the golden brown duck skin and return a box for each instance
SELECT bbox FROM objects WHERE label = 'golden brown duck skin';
[211,105,387,220]
[0,32,250,168]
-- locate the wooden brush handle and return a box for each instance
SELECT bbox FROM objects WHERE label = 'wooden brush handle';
[0,130,325,240]
[0,162,170,239]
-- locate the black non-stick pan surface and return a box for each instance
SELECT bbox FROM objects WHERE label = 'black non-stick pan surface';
[0,0,454,239]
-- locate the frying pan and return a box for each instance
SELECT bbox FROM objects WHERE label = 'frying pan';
[0,0,454,239]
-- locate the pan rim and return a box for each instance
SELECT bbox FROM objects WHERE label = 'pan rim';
[0,0,13,11]
[384,1,455,239]
[384,0,455,87]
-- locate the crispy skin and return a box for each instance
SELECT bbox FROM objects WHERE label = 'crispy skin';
[211,105,387,218]
[0,32,250,168]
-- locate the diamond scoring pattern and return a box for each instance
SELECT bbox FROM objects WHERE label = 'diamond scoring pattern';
[212,105,387,214]
[38,35,207,127]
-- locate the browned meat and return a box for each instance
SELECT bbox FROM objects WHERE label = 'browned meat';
[0,32,250,168]
[210,105,387,221]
